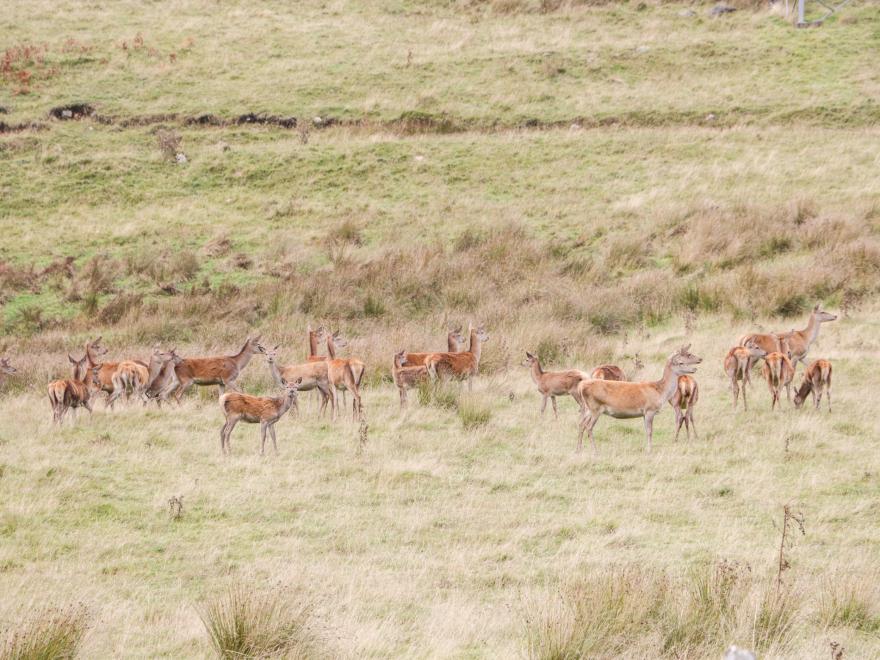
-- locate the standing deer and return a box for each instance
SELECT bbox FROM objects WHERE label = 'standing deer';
[310,330,365,417]
[173,335,263,402]
[0,357,16,391]
[405,327,467,367]
[144,349,181,406]
[392,350,429,409]
[590,364,627,381]
[219,378,302,455]
[724,339,767,410]
[761,351,795,410]
[48,354,100,424]
[522,351,588,419]
[85,337,147,407]
[107,360,150,407]
[669,375,699,441]
[424,324,490,390]
[576,345,702,453]
[774,305,837,369]
[263,344,333,417]
[793,359,832,411]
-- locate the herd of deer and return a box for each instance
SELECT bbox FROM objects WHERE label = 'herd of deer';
[0,305,838,455]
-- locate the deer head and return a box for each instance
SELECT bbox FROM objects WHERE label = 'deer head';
[279,376,302,401]
[394,350,408,368]
[68,353,89,380]
[744,338,767,359]
[263,344,281,365]
[669,344,701,376]
[330,331,349,350]
[813,304,838,323]
[521,351,538,368]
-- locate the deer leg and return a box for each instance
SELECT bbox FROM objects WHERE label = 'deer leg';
[540,395,547,415]
[644,411,656,452]
[730,378,739,410]
[688,407,697,440]
[220,420,231,454]
[174,378,193,404]
[576,409,589,452]
[399,387,406,409]
[260,422,268,456]
[673,406,684,442]
[270,424,279,454]
[742,381,748,411]
[551,396,558,420]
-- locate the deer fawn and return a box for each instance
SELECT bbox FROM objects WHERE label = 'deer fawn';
[761,351,795,410]
[424,324,489,390]
[793,359,832,411]
[263,344,333,417]
[670,375,699,441]
[0,357,16,391]
[576,345,702,453]
[173,335,263,402]
[392,350,429,408]
[724,339,767,410]
[219,378,302,455]
[590,364,627,381]
[85,337,147,408]
[48,354,100,424]
[774,305,837,369]
[522,352,588,419]
[405,327,467,367]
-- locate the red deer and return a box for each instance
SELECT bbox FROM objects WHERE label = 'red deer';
[107,360,150,407]
[48,354,100,424]
[522,352,588,418]
[144,349,181,406]
[392,350,429,408]
[424,324,490,390]
[761,351,795,410]
[590,364,627,381]
[85,337,147,407]
[405,327,466,367]
[173,336,263,402]
[310,330,365,417]
[576,345,702,453]
[793,359,832,411]
[263,345,333,417]
[724,339,767,410]
[219,378,302,455]
[0,357,16,390]
[774,305,837,369]
[670,375,699,441]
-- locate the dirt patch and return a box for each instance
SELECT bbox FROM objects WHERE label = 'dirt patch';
[235,113,297,128]
[48,103,95,120]
[0,121,45,134]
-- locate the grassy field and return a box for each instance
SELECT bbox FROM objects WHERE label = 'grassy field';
[2,0,880,657]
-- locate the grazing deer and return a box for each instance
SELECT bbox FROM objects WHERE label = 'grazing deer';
[219,378,302,455]
[0,357,16,390]
[405,327,467,367]
[774,304,837,368]
[521,352,588,419]
[793,359,832,411]
[576,345,702,453]
[590,364,627,381]
[48,354,100,424]
[392,350,429,408]
[724,339,767,410]
[173,335,263,402]
[424,324,490,390]
[263,344,333,417]
[761,351,795,410]
[670,375,699,441]
[144,349,181,406]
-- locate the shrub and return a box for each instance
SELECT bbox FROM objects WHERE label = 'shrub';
[0,603,91,660]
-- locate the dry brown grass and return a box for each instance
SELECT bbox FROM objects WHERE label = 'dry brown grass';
[0,603,91,660]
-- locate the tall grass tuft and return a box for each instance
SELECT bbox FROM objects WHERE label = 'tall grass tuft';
[417,380,460,410]
[457,396,493,430]
[199,582,324,660]
[0,603,91,660]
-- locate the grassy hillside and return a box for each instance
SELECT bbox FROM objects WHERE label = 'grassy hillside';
[2,0,880,657]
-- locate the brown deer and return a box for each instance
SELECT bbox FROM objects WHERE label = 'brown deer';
[793,359,832,411]
[576,345,702,453]
[263,344,333,417]
[724,339,767,410]
[85,337,146,407]
[670,375,699,441]
[0,357,16,390]
[424,324,490,390]
[107,360,151,407]
[761,351,795,410]
[405,327,467,367]
[590,364,627,381]
[144,349,181,406]
[219,378,302,455]
[392,350,429,408]
[306,324,326,359]
[309,330,365,416]
[522,352,588,419]
[173,335,263,402]
[774,305,837,368]
[48,354,100,424]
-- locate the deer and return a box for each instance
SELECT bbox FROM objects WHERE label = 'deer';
[774,305,837,368]
[173,335,263,402]
[521,351,588,419]
[761,351,795,410]
[575,345,702,453]
[309,330,365,417]
[424,324,490,390]
[669,375,699,441]
[0,357,16,391]
[48,354,100,424]
[107,360,151,407]
[144,349,181,406]
[219,377,302,455]
[84,337,147,407]
[404,326,467,367]
[263,344,333,417]
[392,350,429,408]
[724,339,767,410]
[590,364,627,381]
[793,359,832,411]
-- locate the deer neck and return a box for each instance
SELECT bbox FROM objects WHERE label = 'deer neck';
[146,355,165,387]
[469,330,483,365]
[326,336,337,359]
[267,360,284,387]
[447,334,458,351]
[529,360,543,384]
[308,331,320,357]
[802,312,821,347]
[231,341,255,372]
[655,361,680,404]
[274,393,295,418]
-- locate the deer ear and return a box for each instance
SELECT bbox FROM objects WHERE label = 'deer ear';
[681,344,691,353]
[273,344,281,351]
[814,303,820,311]
[294,377,302,385]
[69,354,77,364]
[280,377,288,386]
[526,351,534,359]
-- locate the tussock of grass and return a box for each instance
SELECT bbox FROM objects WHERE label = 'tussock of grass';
[0,603,91,660]
[457,396,493,430]
[417,380,460,410]
[817,571,880,633]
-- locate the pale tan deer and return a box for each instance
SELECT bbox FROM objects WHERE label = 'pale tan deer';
[107,360,150,407]
[576,345,702,453]
[405,327,467,367]
[736,331,781,373]
[309,330,365,416]
[306,324,326,359]
[774,305,837,368]
[219,377,302,455]
[670,375,699,441]
[392,350,429,408]
[724,339,767,410]
[522,351,588,419]
[793,359,832,411]
[263,344,333,417]
[85,337,147,407]
[424,324,489,390]
[173,335,263,402]
[48,354,100,424]
[590,364,627,381]
[144,349,181,406]
[0,357,16,391]
[761,351,795,410]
